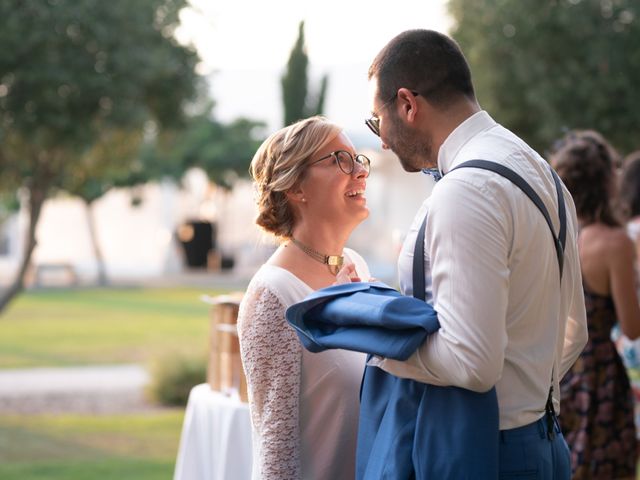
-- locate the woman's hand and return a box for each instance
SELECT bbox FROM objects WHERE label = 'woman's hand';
[334,263,361,284]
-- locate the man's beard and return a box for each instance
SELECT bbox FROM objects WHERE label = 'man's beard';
[386,113,434,172]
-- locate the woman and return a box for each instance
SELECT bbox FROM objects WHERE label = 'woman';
[615,153,640,369]
[614,151,640,440]
[237,116,371,479]
[552,130,640,479]
[620,151,640,262]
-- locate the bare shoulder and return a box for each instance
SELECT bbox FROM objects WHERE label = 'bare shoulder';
[582,223,630,246]
[586,224,636,261]
[604,226,634,251]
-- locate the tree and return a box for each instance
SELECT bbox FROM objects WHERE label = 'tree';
[61,130,145,286]
[0,0,201,312]
[281,21,329,126]
[139,101,266,189]
[448,0,640,153]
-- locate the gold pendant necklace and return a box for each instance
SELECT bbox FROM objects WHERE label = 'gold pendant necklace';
[290,238,344,275]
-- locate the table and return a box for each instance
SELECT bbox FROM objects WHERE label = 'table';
[174,383,253,480]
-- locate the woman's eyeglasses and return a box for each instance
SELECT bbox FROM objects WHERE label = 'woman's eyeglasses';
[309,150,371,175]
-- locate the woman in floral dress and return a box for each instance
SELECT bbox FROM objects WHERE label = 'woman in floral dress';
[552,131,640,479]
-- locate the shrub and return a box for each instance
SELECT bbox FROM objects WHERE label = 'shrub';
[148,352,207,406]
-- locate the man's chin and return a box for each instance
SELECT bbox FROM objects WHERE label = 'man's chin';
[397,157,422,172]
[388,145,426,172]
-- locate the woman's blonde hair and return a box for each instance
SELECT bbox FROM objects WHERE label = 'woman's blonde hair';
[250,116,342,238]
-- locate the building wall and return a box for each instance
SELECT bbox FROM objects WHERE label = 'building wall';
[0,151,434,285]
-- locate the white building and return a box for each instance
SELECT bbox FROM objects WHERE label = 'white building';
[0,150,433,287]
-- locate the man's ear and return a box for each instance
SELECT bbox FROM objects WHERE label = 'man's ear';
[397,88,419,122]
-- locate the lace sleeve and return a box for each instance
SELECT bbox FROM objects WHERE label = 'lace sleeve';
[237,283,302,480]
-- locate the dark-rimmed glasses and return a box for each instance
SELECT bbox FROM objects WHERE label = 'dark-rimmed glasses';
[309,150,371,175]
[365,90,419,137]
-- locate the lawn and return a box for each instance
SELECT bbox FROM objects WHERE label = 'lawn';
[0,286,232,480]
[0,287,227,368]
[0,410,184,480]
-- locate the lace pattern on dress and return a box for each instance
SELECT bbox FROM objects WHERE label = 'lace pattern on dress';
[238,278,302,480]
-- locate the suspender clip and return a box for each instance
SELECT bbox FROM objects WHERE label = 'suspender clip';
[545,385,556,441]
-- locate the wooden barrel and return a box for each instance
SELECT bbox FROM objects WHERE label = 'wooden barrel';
[204,293,248,402]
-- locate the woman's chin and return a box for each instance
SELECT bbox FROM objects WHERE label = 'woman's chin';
[355,206,370,223]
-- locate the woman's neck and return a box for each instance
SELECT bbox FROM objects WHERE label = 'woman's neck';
[266,222,354,289]
[290,223,351,255]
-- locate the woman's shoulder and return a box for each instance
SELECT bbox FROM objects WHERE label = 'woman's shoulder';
[600,224,633,248]
[238,267,293,334]
[582,223,635,260]
[582,222,627,242]
[244,264,312,308]
[605,227,637,264]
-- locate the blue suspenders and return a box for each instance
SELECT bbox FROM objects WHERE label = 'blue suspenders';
[413,160,567,439]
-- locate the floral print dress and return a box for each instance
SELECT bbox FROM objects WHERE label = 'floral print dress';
[560,285,638,479]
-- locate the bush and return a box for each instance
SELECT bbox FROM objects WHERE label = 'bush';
[148,352,207,406]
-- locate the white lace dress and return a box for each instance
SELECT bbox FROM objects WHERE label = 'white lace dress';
[237,248,369,480]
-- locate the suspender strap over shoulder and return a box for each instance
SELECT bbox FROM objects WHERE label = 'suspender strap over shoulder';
[451,160,566,279]
[413,159,567,295]
[412,159,567,440]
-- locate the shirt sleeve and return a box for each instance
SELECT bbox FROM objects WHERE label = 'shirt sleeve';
[237,283,302,479]
[559,280,588,378]
[558,211,588,378]
[376,177,509,392]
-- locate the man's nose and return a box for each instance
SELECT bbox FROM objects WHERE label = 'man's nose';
[381,142,390,150]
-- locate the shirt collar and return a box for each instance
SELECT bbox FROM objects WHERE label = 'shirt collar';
[437,110,497,175]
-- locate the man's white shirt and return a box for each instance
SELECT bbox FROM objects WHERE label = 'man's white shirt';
[372,111,588,430]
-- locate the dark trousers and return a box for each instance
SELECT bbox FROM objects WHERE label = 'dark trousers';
[499,413,571,480]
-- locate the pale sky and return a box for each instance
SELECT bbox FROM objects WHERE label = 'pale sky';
[176,0,452,145]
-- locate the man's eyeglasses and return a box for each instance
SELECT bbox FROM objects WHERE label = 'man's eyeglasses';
[365,90,419,137]
[309,150,371,175]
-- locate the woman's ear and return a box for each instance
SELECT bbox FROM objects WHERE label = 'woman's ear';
[286,186,307,204]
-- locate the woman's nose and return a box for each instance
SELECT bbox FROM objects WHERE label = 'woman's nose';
[353,162,369,178]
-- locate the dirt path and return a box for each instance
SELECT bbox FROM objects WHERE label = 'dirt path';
[0,364,159,414]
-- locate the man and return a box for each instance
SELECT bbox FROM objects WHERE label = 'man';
[366,30,588,478]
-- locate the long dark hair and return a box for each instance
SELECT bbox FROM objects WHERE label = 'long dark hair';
[551,130,621,227]
[620,151,640,222]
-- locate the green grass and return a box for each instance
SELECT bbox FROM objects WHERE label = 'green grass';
[0,287,227,368]
[0,287,229,479]
[0,411,184,480]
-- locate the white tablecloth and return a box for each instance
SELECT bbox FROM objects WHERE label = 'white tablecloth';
[174,383,253,480]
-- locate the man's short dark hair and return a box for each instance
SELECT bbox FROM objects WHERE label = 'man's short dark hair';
[368,29,475,108]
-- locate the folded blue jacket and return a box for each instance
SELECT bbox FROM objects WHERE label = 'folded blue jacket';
[286,281,499,480]
[287,282,439,358]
